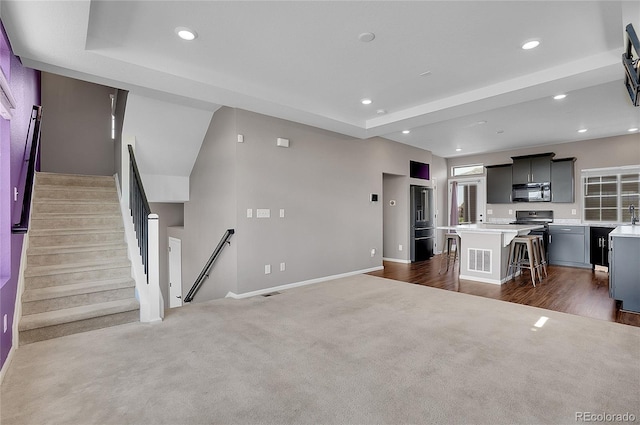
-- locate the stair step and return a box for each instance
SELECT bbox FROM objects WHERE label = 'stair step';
[26,244,128,267]
[32,204,121,215]
[28,229,125,247]
[22,279,136,315]
[34,186,118,202]
[25,260,132,289]
[36,172,116,188]
[30,215,124,230]
[19,299,140,345]
[28,242,126,255]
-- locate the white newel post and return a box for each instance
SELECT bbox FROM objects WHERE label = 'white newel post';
[147,213,164,322]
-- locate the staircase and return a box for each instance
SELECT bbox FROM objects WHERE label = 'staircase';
[19,172,139,345]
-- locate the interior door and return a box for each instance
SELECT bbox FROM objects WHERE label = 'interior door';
[168,237,183,308]
[449,178,486,224]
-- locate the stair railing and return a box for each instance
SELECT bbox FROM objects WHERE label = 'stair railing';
[127,144,152,282]
[12,105,43,234]
[184,229,235,302]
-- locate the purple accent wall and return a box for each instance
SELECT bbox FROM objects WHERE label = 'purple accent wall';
[0,20,40,371]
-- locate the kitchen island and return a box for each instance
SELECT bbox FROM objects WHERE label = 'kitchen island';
[438,224,543,284]
[609,225,640,313]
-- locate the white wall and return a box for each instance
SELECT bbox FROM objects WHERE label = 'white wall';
[122,93,217,202]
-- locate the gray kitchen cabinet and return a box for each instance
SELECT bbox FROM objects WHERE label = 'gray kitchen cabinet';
[551,158,576,203]
[609,234,640,312]
[511,153,554,184]
[548,225,590,268]
[486,164,512,204]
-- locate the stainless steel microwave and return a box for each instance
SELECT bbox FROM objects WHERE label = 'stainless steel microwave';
[512,182,551,202]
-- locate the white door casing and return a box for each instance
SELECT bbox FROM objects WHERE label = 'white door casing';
[168,237,183,308]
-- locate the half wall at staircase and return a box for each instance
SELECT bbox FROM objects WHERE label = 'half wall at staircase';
[0,20,40,372]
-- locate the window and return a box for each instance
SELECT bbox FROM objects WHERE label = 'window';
[582,166,640,223]
[451,164,484,177]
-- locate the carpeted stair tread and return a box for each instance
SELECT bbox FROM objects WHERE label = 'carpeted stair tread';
[25,260,133,277]
[27,242,127,255]
[35,184,115,193]
[22,278,135,302]
[19,298,140,331]
[29,228,124,236]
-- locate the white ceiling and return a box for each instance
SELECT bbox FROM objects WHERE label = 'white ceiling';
[2,1,639,159]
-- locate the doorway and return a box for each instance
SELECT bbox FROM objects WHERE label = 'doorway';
[168,237,183,308]
[449,178,486,225]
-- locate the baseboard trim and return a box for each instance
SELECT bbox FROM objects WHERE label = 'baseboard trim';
[226,266,384,299]
[0,344,15,385]
[459,274,505,285]
[382,257,411,264]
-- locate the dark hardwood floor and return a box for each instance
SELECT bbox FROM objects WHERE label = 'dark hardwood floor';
[367,255,640,328]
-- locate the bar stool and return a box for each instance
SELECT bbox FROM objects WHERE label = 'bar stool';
[506,236,541,286]
[533,235,548,280]
[439,233,461,273]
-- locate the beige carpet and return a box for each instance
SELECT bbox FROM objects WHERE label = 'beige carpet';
[2,274,639,425]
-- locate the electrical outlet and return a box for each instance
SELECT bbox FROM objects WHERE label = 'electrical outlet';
[508,209,513,215]
[280,262,286,272]
[571,209,577,215]
[487,209,493,215]
[370,248,376,257]
[237,134,244,143]
[264,264,271,274]
[398,244,403,251]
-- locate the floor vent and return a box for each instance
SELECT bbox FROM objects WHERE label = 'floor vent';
[262,292,281,297]
[468,248,492,273]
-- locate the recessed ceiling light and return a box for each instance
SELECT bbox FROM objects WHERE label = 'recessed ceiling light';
[358,32,375,43]
[553,94,567,100]
[521,40,540,50]
[476,120,487,125]
[419,70,432,77]
[402,130,411,134]
[497,129,504,134]
[175,27,197,41]
[376,109,387,115]
[456,148,462,152]
[577,128,588,133]
[628,127,639,132]
[361,98,372,105]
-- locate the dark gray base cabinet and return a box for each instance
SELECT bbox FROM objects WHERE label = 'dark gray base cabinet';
[609,235,640,313]
[548,226,590,268]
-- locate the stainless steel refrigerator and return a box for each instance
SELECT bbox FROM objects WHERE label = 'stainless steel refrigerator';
[411,185,434,262]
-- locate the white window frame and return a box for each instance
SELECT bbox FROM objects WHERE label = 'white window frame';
[581,165,640,223]
[451,164,484,177]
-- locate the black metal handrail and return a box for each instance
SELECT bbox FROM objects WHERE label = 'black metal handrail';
[128,144,151,283]
[184,229,235,302]
[12,105,42,234]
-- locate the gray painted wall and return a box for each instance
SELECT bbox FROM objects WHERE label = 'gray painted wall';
[383,174,409,261]
[431,155,448,253]
[447,134,640,221]
[149,202,184,308]
[182,107,438,300]
[183,107,238,301]
[41,72,116,176]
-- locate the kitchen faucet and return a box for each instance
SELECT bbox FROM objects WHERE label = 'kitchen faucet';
[631,204,638,225]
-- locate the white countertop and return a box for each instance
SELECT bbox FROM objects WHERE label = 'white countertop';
[610,225,640,238]
[438,223,544,233]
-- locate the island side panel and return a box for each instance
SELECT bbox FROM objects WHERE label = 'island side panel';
[458,232,508,284]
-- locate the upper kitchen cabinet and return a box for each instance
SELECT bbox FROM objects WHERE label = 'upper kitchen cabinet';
[551,158,576,203]
[511,153,554,185]
[486,164,512,204]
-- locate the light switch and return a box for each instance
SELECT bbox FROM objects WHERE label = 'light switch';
[280,209,285,218]
[265,265,271,274]
[257,209,270,218]
[280,262,286,272]
[398,245,403,251]
[247,208,253,218]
